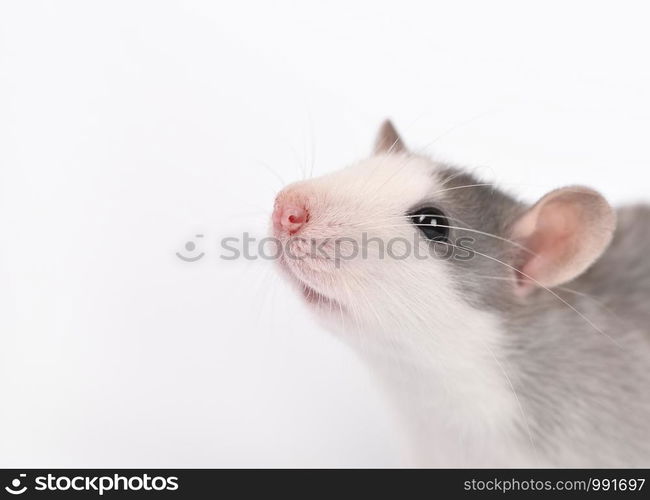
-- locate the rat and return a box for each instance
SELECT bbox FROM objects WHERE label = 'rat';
[271,120,650,467]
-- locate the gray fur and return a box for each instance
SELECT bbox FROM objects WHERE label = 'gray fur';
[435,165,650,466]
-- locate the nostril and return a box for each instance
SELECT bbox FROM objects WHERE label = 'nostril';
[273,200,309,235]
[283,207,307,228]
[287,210,307,224]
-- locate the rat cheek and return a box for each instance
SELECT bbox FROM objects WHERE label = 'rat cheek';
[307,238,334,260]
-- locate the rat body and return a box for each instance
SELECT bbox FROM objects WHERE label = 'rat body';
[271,121,650,467]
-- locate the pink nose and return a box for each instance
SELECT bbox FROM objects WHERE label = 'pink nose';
[273,200,309,235]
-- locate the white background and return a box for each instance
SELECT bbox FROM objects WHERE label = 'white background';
[1,1,649,467]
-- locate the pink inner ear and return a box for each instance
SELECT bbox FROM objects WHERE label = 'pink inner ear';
[516,201,586,290]
[512,187,616,294]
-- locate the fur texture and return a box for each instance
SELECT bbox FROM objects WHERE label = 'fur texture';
[272,123,650,467]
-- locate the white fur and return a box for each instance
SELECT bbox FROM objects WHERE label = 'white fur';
[275,154,537,466]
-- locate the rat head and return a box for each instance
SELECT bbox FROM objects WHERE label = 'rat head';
[271,121,616,336]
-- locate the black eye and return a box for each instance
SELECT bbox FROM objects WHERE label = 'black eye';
[408,207,450,242]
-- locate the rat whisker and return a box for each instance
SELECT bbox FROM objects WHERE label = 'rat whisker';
[437,168,471,190]
[286,141,308,181]
[254,160,287,188]
[333,221,536,255]
[415,107,504,155]
[430,183,499,197]
[440,242,624,349]
[474,275,635,333]
[363,116,428,194]
[307,113,316,179]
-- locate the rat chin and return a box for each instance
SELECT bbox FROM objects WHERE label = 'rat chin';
[277,254,346,313]
[269,119,650,467]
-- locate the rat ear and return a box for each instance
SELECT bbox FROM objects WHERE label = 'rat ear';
[374,119,406,155]
[509,186,616,295]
